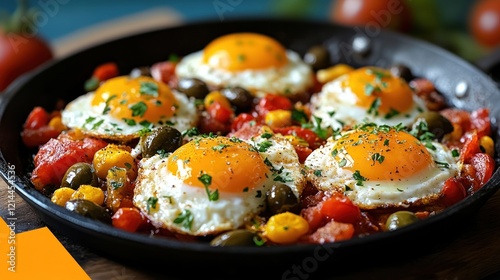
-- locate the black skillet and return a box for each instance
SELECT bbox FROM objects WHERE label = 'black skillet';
[1,18,499,279]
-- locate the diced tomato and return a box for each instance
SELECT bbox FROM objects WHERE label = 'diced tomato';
[151,61,177,87]
[92,62,119,81]
[294,145,313,164]
[470,152,495,189]
[302,220,354,243]
[273,126,323,149]
[320,194,361,224]
[460,132,481,163]
[301,204,325,233]
[24,106,50,129]
[470,108,491,138]
[21,126,61,148]
[441,108,471,131]
[198,112,231,135]
[231,113,256,132]
[440,177,467,206]
[31,135,107,190]
[112,207,147,233]
[255,93,293,116]
[207,101,233,123]
[228,123,266,140]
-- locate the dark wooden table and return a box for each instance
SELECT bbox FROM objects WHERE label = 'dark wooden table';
[1,178,500,280]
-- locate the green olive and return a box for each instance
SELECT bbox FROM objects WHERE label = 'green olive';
[65,199,112,224]
[129,66,151,78]
[304,45,330,70]
[210,229,257,247]
[60,162,99,190]
[177,78,209,99]
[140,126,182,157]
[389,64,413,82]
[385,211,419,231]
[266,184,300,215]
[414,111,454,140]
[220,87,254,113]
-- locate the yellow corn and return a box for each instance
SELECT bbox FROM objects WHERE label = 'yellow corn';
[93,144,137,180]
[204,91,232,109]
[316,64,354,84]
[71,185,105,205]
[284,135,309,147]
[48,116,67,132]
[480,136,495,157]
[263,212,309,244]
[106,167,130,212]
[265,109,292,128]
[51,187,76,206]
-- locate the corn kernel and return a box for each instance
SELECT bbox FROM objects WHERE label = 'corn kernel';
[71,185,105,205]
[93,144,137,180]
[264,212,309,244]
[480,136,495,157]
[51,187,76,206]
[48,116,67,132]
[265,110,292,128]
[204,91,232,109]
[316,64,354,84]
[284,135,309,147]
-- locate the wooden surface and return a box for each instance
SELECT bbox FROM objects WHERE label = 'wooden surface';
[1,177,500,280]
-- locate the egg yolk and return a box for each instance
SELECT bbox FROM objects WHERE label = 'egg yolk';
[91,76,178,124]
[167,137,270,193]
[342,67,414,114]
[202,32,288,72]
[332,127,433,181]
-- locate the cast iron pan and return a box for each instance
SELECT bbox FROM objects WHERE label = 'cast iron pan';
[1,18,500,279]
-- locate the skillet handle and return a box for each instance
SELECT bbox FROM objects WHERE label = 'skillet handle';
[474,48,500,85]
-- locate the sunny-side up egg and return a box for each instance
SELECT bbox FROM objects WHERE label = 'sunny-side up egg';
[133,132,305,236]
[175,32,314,98]
[304,123,459,209]
[61,75,198,142]
[310,66,427,131]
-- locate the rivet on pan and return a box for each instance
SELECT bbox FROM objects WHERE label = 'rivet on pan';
[352,36,371,56]
[455,81,468,98]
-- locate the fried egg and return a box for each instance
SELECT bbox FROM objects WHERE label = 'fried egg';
[175,32,314,98]
[133,132,305,236]
[304,123,459,209]
[310,66,427,131]
[61,76,198,142]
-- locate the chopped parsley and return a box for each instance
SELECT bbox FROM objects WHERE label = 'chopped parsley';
[102,94,117,114]
[353,170,367,186]
[256,141,273,152]
[260,132,273,139]
[129,101,147,117]
[313,170,322,177]
[212,143,229,152]
[452,149,460,157]
[384,108,400,119]
[146,197,158,213]
[140,81,159,97]
[198,173,219,201]
[183,127,200,137]
[292,108,308,124]
[122,118,136,126]
[367,98,381,116]
[371,153,385,164]
[91,119,104,130]
[173,209,193,229]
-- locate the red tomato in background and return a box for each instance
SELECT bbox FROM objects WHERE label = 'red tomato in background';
[330,0,412,32]
[0,32,53,91]
[469,0,500,48]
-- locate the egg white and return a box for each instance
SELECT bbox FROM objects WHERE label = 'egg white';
[304,135,459,210]
[175,50,314,98]
[133,134,305,236]
[310,74,427,131]
[61,90,198,141]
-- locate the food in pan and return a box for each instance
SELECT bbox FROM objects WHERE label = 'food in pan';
[21,32,496,246]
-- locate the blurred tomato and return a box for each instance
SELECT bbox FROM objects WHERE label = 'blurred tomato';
[330,0,412,32]
[469,0,500,47]
[0,32,53,91]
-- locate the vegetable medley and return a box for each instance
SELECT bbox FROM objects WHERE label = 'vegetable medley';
[21,32,496,247]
